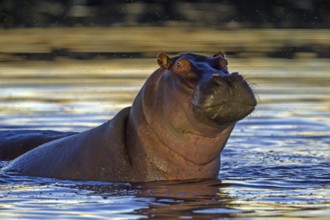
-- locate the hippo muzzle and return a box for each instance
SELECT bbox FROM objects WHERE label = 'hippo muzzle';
[192,71,256,126]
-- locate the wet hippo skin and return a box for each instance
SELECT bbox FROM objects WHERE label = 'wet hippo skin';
[2,52,257,182]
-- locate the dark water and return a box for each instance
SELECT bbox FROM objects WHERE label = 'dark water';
[0,58,329,219]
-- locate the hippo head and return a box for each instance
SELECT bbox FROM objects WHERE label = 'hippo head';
[130,52,256,171]
[156,52,256,131]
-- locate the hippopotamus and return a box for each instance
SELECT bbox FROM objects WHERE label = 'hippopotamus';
[2,52,256,182]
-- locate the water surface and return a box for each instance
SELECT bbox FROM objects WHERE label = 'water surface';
[0,57,329,219]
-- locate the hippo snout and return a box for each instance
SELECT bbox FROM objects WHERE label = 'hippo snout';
[192,72,256,126]
[211,72,256,105]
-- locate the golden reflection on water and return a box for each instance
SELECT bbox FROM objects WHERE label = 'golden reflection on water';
[1,57,329,130]
[0,27,329,55]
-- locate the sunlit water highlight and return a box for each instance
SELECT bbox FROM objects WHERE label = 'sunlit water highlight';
[0,58,329,219]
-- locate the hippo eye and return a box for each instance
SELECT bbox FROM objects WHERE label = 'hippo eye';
[173,58,192,77]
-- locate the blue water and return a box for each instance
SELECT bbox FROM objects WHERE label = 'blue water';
[0,58,329,219]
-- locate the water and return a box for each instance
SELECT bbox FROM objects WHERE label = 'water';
[0,57,329,219]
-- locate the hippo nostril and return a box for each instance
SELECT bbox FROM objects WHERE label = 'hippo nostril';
[212,73,222,82]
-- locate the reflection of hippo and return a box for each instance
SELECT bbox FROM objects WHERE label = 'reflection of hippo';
[2,52,256,182]
[75,179,230,216]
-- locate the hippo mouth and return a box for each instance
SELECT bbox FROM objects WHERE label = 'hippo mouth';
[193,100,256,126]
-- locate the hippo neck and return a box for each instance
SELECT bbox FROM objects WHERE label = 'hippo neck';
[126,109,231,181]
[153,115,234,165]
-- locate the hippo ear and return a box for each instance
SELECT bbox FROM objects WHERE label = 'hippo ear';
[213,51,225,57]
[157,52,172,69]
[173,57,192,77]
[213,51,228,70]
